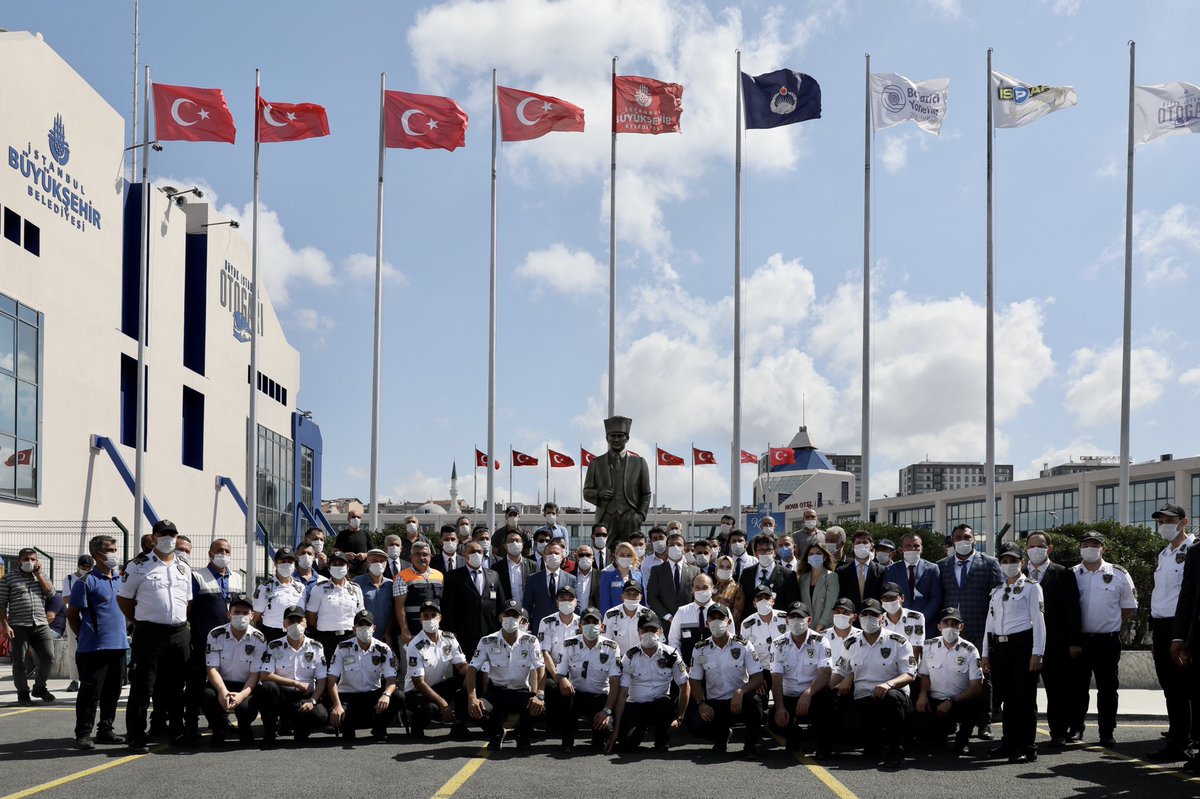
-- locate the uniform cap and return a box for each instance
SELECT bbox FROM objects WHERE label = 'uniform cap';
[354,609,375,626]
[78,554,95,568]
[554,583,578,598]
[419,600,442,614]
[1079,531,1105,545]
[499,598,523,616]
[786,601,811,618]
[859,598,883,616]
[637,612,662,631]
[505,506,520,517]
[880,581,902,598]
[833,597,856,614]
[152,519,178,536]
[706,603,731,620]
[622,579,643,595]
[877,539,896,551]
[328,552,350,565]
[228,593,253,610]
[996,541,1023,560]
[753,584,775,599]
[273,546,296,562]
[283,604,306,620]
[939,607,963,623]
[580,606,603,623]
[1152,503,1187,520]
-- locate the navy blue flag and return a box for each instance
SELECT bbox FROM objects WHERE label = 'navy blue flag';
[741,70,821,129]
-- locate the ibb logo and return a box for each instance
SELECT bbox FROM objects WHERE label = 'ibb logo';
[47,114,70,166]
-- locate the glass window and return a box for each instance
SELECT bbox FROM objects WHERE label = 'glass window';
[0,316,13,374]
[256,424,295,550]
[0,373,14,436]
[1192,474,1199,526]
[15,439,35,500]
[1012,489,1078,537]
[889,506,935,529]
[17,322,37,381]
[0,433,14,493]
[16,380,35,440]
[1096,479,1173,528]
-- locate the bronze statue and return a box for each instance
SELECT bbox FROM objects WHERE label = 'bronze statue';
[583,415,652,547]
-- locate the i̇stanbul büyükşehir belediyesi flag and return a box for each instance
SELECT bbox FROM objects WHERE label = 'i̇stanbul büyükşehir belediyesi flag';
[990,70,1077,129]
[741,69,821,129]
[1134,82,1200,144]
[613,75,683,134]
[871,73,949,135]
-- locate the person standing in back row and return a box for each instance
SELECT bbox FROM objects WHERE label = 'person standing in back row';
[68,535,128,750]
[1146,504,1195,763]
[0,547,56,706]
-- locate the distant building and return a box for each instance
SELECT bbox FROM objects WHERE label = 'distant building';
[826,453,862,504]
[751,426,856,513]
[898,461,1013,496]
[1039,455,1128,478]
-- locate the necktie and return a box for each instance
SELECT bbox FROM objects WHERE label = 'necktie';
[596,552,604,570]
[673,564,681,594]
[857,566,866,597]
[1029,567,1040,583]
[958,559,967,589]
[548,571,557,599]
[735,560,743,580]
[447,556,455,571]
[761,568,769,586]
[474,570,483,595]
[908,565,916,598]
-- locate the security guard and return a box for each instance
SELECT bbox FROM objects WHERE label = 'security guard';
[252,547,305,643]
[739,584,789,655]
[551,606,622,752]
[982,542,1045,763]
[880,581,926,659]
[914,607,984,756]
[1148,503,1194,762]
[116,519,194,753]
[824,597,860,691]
[404,600,468,738]
[465,599,544,752]
[768,601,834,756]
[833,599,916,769]
[305,552,365,662]
[199,594,266,747]
[667,573,718,665]
[256,605,329,747]
[393,541,445,647]
[327,609,400,742]
[539,584,582,734]
[1071,531,1136,747]
[685,603,765,757]
[607,612,690,752]
[603,580,648,654]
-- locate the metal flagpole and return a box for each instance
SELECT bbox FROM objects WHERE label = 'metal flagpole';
[731,49,743,527]
[654,443,659,513]
[1118,41,1136,525]
[608,57,618,417]
[766,441,771,513]
[247,69,262,577]
[545,451,549,506]
[690,442,695,539]
[130,0,139,178]
[985,49,996,547]
[133,65,150,542]
[474,445,478,512]
[487,70,498,533]
[861,53,872,524]
[369,72,386,534]
[509,448,513,508]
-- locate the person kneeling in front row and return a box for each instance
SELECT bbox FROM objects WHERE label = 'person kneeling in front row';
[768,601,835,757]
[913,607,985,756]
[255,605,329,748]
[328,609,400,743]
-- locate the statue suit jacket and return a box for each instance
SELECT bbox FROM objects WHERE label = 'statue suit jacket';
[583,450,652,537]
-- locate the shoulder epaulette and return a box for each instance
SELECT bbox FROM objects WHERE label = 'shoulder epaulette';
[742,617,758,627]
[626,646,641,658]
[249,629,266,642]
[268,640,284,649]
[132,553,149,565]
[442,631,457,640]
[694,639,712,650]
[605,608,621,617]
[887,632,906,643]
[563,638,579,647]
[336,639,355,650]
[1113,564,1129,573]
[600,639,618,648]
[209,627,227,639]
[732,634,749,644]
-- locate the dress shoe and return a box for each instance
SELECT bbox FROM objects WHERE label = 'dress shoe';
[1048,736,1066,748]
[1098,735,1116,748]
[74,735,95,750]
[882,748,905,769]
[1008,753,1030,764]
[488,730,505,750]
[988,742,1011,758]
[95,731,125,745]
[977,725,993,740]
[952,742,969,757]
[1147,745,1187,762]
[66,681,79,692]
[742,743,759,760]
[515,738,532,752]
[128,740,150,754]
[31,686,55,703]
[16,693,32,706]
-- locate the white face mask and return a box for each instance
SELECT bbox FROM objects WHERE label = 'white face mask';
[348,517,362,531]
[757,554,774,568]
[330,565,348,580]
[545,514,557,525]
[832,614,853,631]
[212,554,231,570]
[1026,547,1049,565]
[20,561,36,573]
[297,554,314,570]
[368,562,386,577]
[1158,523,1179,541]
[277,562,296,578]
[355,626,374,643]
[104,554,119,571]
[730,542,746,556]
[853,544,872,560]
[633,544,646,558]
[761,527,775,536]
[535,540,549,554]
[720,522,733,534]
[544,554,562,570]
[406,522,419,534]
[859,616,881,634]
[384,545,401,559]
[694,589,713,604]
[694,554,710,568]
[652,539,667,554]
[506,517,518,529]
[467,552,483,569]
[175,550,190,564]
[286,623,305,641]
[576,556,593,572]
[941,627,961,644]
[507,542,524,556]
[667,545,684,562]
[480,541,491,555]
[311,539,325,553]
[882,599,901,615]
[458,524,472,537]
[443,541,457,555]
[708,619,728,637]
[617,557,633,570]
[422,618,440,634]
[902,550,921,566]
[622,599,641,613]
[557,601,575,616]
[1000,562,1022,579]
[639,632,659,649]
[154,535,176,554]
[683,551,696,565]
[593,536,607,550]
[804,519,819,530]
[824,543,840,555]
[954,540,974,557]
[716,568,733,582]
[1080,547,1102,564]
[230,614,250,632]
[876,552,892,567]
[789,618,809,636]
[501,617,520,634]
[755,600,773,616]
[582,624,601,641]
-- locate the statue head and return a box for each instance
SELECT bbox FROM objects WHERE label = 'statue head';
[603,416,632,454]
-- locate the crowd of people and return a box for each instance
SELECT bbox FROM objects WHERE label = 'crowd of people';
[2,500,1199,772]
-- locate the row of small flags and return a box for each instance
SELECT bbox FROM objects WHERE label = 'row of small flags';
[473,446,798,468]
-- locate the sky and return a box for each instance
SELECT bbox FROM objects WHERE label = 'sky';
[7,0,1199,513]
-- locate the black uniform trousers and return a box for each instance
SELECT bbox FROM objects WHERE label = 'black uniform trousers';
[1152,618,1197,748]
[685,695,763,749]
[314,629,351,664]
[183,641,209,733]
[406,676,466,734]
[847,689,911,753]
[479,684,536,741]
[339,688,400,735]
[1071,632,1121,737]
[255,682,329,740]
[1039,646,1074,739]
[768,687,835,749]
[549,689,609,747]
[199,679,259,736]
[126,621,190,744]
[74,649,125,738]
[617,695,676,749]
[989,630,1038,753]
[912,694,987,746]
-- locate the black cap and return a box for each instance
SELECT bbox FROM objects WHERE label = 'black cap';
[622,579,643,594]
[786,601,811,617]
[859,599,883,616]
[283,604,306,620]
[505,506,520,516]
[753,584,775,598]
[419,600,442,614]
[637,612,663,631]
[555,583,577,598]
[228,593,253,610]
[877,539,896,551]
[706,603,731,620]
[996,541,1023,559]
[1079,531,1105,545]
[833,598,856,613]
[354,609,375,626]
[939,607,963,623]
[78,554,95,568]
[328,552,350,565]
[274,546,296,562]
[1153,503,1187,520]
[580,606,603,623]
[499,598,523,616]
[152,519,178,536]
[880,581,902,598]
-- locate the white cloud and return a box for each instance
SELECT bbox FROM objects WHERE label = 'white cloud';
[1100,203,1199,286]
[293,308,334,332]
[1091,153,1119,179]
[342,252,408,286]
[1063,344,1173,427]
[345,466,366,480]
[880,134,910,172]
[515,244,606,295]
[1019,438,1114,480]
[923,0,963,18]
[1048,0,1083,15]
[1180,367,1200,393]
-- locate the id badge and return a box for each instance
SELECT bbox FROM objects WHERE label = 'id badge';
[489,589,497,600]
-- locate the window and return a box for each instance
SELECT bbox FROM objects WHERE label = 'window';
[22,220,39,256]
[946,498,1002,536]
[256,425,294,550]
[0,293,41,503]
[183,234,207,375]
[889,506,935,529]
[3,207,19,245]
[119,354,146,449]
[1013,490,1078,537]
[1097,478,1174,527]
[181,387,204,470]
[1192,474,1200,527]
[300,445,314,512]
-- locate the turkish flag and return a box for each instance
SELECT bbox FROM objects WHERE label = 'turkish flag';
[769,447,796,466]
[512,450,539,467]
[475,449,488,468]
[657,448,684,467]
[153,83,236,143]
[498,86,585,142]
[693,448,717,466]
[257,96,329,143]
[613,75,683,134]
[548,449,575,468]
[580,448,596,467]
[385,90,469,151]
[4,448,31,467]
[740,450,758,464]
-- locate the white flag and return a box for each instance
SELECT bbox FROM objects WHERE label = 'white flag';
[871,73,949,135]
[1134,82,1200,144]
[990,70,1077,129]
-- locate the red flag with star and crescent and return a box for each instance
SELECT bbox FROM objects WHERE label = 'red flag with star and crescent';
[693,447,717,466]
[498,86,585,142]
[153,83,237,143]
[657,448,685,467]
[385,90,469,151]
[580,448,596,467]
[257,96,330,143]
[548,449,575,468]
[740,450,758,464]
[769,447,796,466]
[475,449,501,470]
[512,450,539,467]
[4,448,32,467]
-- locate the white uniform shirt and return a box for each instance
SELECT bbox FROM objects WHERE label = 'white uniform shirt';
[881,609,927,651]
[260,637,327,689]
[1152,536,1194,619]
[538,613,582,667]
[1074,561,1137,634]
[204,624,268,683]
[823,626,860,673]
[667,600,716,658]
[918,637,983,700]
[117,553,192,624]
[833,631,917,700]
[688,635,763,701]
[739,610,789,654]
[560,634,622,694]
[305,580,365,631]
[404,630,467,693]
[328,637,398,694]
[252,578,306,629]
[619,643,688,703]
[469,631,542,690]
[770,631,832,696]
[982,576,1046,656]
[604,605,647,655]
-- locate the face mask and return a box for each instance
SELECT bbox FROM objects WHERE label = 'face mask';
[311,539,325,553]
[368,562,386,577]
[535,541,549,554]
[876,552,892,567]
[903,550,921,566]
[506,517,518,529]
[755,600,773,616]
[708,619,728,637]
[507,542,524,556]
[720,523,733,534]
[639,632,659,649]
[20,561,35,573]
[286,623,305,641]
[804,519,819,530]
[277,562,296,578]
[1000,562,1022,579]
[442,541,457,555]
[941,627,960,644]
[593,536,607,550]
[730,542,746,556]
[954,540,974,557]
[519,622,529,633]
[459,525,472,537]
[859,616,881,634]
[467,552,483,569]
[755,554,773,569]
[832,614,852,631]
[667,545,684,562]
[617,557,633,570]
[778,546,793,561]
[761,527,775,537]
[330,565,348,580]
[545,514,557,525]
[824,543,840,555]
[212,554,231,570]
[789,618,809,636]
[544,554,562,570]
[154,535,176,554]
[501,617,520,634]
[297,554,314,570]
[684,551,696,565]
[716,568,733,582]
[422,619,440,634]
[348,517,362,531]
[576,556,592,572]
[1026,547,1049,565]
[881,600,900,615]
[582,624,601,641]
[694,589,713,604]
[387,545,402,559]
[694,554,710,568]
[355,626,373,643]
[652,539,667,555]
[807,555,826,570]
[480,541,491,555]
[623,599,641,613]
[1159,523,1179,541]
[557,601,575,616]
[406,522,419,534]
[1080,547,1102,564]
[633,544,646,558]
[104,554,119,571]
[175,550,190,564]
[853,544,872,560]
[230,614,250,632]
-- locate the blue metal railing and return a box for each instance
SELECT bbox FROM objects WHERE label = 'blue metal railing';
[215,475,276,560]
[297,501,336,541]
[90,435,161,527]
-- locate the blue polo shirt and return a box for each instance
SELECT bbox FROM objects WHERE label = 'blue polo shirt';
[353,573,395,633]
[69,570,129,653]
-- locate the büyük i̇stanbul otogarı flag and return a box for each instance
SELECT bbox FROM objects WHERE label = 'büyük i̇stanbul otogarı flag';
[741,69,821,129]
[871,73,949,135]
[613,75,683,134]
[990,71,1077,129]
[498,86,584,141]
[1134,82,1200,144]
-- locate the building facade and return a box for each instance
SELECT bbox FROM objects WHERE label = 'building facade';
[898,460,1014,496]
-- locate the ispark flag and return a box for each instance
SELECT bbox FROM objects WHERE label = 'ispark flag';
[990,71,1077,129]
[1134,82,1200,144]
[741,69,821,129]
[871,73,949,135]
[498,86,584,141]
[613,76,683,134]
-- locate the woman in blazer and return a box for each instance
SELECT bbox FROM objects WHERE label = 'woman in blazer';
[798,542,838,631]
[597,541,645,613]
[712,555,746,628]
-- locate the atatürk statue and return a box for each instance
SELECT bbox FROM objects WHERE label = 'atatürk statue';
[583,415,652,547]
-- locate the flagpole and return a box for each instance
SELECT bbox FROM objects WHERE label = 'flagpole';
[608,56,618,417]
[509,447,513,509]
[368,71,386,534]
[654,443,659,514]
[473,446,478,512]
[133,64,150,542]
[129,0,140,178]
[766,440,771,513]
[545,451,549,506]
[690,442,695,540]
[731,49,744,527]
[861,53,872,524]
[1118,40,1135,525]
[487,69,498,533]
[985,48,996,548]
[247,68,261,574]
[579,445,584,510]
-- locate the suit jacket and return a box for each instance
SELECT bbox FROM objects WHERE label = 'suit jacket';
[582,451,652,542]
[1028,560,1082,658]
[885,558,944,623]
[432,552,464,575]
[797,569,839,629]
[939,553,1003,647]
[495,557,537,609]
[440,566,505,662]
[571,567,602,611]
[836,559,886,611]
[737,562,800,619]
[522,569,578,635]
[1175,545,1200,650]
[383,557,412,581]
[647,560,700,622]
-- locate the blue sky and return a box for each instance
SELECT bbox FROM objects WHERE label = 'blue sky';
[8,0,1199,512]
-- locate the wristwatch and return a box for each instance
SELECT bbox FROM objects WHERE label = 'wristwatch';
[603,707,613,716]
[536,692,545,700]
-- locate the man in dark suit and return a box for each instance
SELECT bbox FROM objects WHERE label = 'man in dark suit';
[1023,531,1082,747]
[432,524,464,575]
[1171,509,1200,775]
[582,415,652,548]
[491,507,531,560]
[737,533,799,619]
[440,539,506,663]
[495,530,537,613]
[571,543,602,610]
[884,531,944,623]
[836,530,886,611]
[522,541,577,635]
[647,529,700,625]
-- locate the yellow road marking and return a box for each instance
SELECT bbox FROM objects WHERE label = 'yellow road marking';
[769,732,860,799]
[1035,726,1199,785]
[0,745,166,799]
[0,709,37,719]
[430,747,490,799]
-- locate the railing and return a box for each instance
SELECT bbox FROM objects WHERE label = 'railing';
[89,435,160,527]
